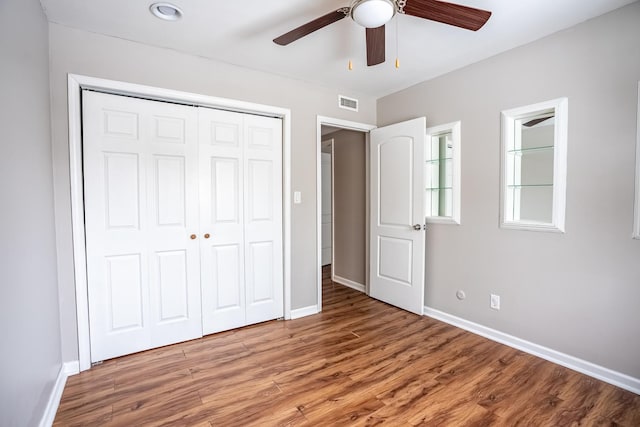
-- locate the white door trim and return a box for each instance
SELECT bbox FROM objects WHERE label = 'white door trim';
[68,74,292,371]
[316,116,376,313]
[320,140,334,268]
[329,139,335,273]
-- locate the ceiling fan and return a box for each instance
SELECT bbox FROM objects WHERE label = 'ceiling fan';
[522,115,554,127]
[273,0,492,67]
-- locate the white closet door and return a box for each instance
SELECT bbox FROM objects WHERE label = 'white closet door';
[198,109,247,334]
[83,91,202,362]
[198,108,283,334]
[243,114,283,325]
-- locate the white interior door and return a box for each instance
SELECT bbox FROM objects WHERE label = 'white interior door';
[83,91,202,362]
[321,151,332,266]
[199,108,283,334]
[198,109,246,334]
[243,114,283,325]
[370,117,426,315]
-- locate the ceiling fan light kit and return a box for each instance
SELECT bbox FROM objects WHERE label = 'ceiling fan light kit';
[273,0,492,68]
[351,0,396,28]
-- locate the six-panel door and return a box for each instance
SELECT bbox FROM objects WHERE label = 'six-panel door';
[198,108,283,335]
[83,91,284,361]
[83,91,202,362]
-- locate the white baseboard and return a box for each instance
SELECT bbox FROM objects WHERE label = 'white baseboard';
[423,306,640,395]
[290,305,319,320]
[39,361,78,427]
[63,361,79,376]
[332,275,365,293]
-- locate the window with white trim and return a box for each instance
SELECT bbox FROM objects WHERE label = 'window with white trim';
[500,98,568,232]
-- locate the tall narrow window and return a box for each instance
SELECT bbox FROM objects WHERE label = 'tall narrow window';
[425,121,461,224]
[501,98,568,232]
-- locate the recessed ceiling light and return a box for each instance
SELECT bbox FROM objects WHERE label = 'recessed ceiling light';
[149,2,183,21]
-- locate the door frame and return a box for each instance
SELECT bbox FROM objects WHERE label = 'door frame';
[68,74,292,371]
[316,116,376,313]
[320,139,334,269]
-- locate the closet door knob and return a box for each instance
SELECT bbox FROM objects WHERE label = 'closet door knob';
[204,233,210,239]
[190,234,197,240]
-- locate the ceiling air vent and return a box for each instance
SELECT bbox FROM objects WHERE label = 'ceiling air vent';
[338,95,359,112]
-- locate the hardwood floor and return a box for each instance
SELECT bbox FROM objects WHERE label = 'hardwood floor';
[55,266,640,426]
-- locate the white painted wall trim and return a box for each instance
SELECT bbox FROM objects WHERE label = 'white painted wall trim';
[38,361,76,427]
[64,361,79,376]
[332,275,366,293]
[425,120,462,225]
[67,77,92,372]
[290,305,319,320]
[68,74,292,371]
[423,306,640,395]
[316,116,376,314]
[633,81,640,239]
[328,138,335,271]
[500,97,568,233]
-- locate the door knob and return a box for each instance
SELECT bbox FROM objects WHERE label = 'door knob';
[190,234,197,240]
[413,224,422,230]
[204,233,210,239]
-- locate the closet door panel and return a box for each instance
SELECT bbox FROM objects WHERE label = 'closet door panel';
[199,108,246,334]
[247,241,274,303]
[146,100,201,348]
[84,91,201,362]
[244,115,283,324]
[104,253,145,331]
[104,152,141,229]
[200,243,245,333]
[154,155,186,226]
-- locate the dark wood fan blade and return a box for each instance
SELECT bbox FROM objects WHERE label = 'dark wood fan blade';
[366,25,386,66]
[403,0,491,31]
[273,9,348,46]
[522,116,553,127]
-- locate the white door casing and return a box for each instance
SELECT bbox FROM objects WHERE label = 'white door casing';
[83,91,202,362]
[369,117,426,315]
[69,75,292,372]
[321,150,332,266]
[198,108,283,334]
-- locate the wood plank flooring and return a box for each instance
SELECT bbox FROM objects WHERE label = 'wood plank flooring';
[55,266,640,426]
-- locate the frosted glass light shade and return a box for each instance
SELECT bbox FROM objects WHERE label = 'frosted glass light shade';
[351,0,396,28]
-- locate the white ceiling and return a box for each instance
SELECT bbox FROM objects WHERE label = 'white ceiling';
[39,0,636,98]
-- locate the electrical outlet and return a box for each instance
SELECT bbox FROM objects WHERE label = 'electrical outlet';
[490,294,500,310]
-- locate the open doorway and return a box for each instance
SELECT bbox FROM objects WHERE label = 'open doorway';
[316,117,375,311]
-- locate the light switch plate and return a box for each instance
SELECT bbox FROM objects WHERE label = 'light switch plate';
[294,191,302,204]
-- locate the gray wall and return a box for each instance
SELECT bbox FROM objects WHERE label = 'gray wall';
[332,130,367,285]
[48,24,376,362]
[378,2,640,378]
[0,0,63,425]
